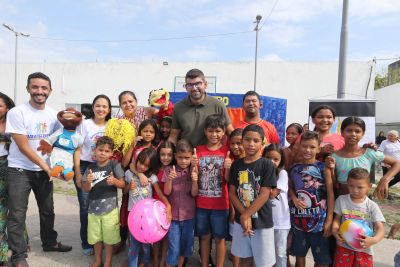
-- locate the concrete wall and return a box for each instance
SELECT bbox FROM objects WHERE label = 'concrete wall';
[375,82,400,124]
[0,61,375,126]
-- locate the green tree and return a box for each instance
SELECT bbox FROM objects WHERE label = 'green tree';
[375,73,388,90]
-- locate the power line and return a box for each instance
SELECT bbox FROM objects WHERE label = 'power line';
[28,30,253,43]
[374,57,400,61]
[259,0,280,29]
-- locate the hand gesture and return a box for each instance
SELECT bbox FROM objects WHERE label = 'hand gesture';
[321,143,334,154]
[362,142,378,151]
[138,173,149,186]
[357,235,374,249]
[135,136,143,144]
[240,214,254,236]
[325,156,336,170]
[224,151,232,169]
[191,148,198,167]
[169,165,177,181]
[293,196,307,210]
[106,172,115,186]
[191,166,198,182]
[388,223,400,239]
[332,231,345,245]
[86,169,94,183]
[373,177,389,200]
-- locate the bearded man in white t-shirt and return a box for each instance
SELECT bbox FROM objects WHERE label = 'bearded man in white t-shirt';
[6,72,72,267]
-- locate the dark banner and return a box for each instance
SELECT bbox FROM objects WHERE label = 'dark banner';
[170,92,287,145]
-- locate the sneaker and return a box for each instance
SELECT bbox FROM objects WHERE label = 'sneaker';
[83,248,94,256]
[43,242,72,252]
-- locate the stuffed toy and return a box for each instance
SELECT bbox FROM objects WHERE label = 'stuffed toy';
[37,108,83,181]
[148,88,174,124]
[105,118,136,162]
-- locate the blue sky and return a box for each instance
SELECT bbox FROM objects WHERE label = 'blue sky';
[0,0,399,71]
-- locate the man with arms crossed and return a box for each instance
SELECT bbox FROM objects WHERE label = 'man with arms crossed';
[169,68,233,146]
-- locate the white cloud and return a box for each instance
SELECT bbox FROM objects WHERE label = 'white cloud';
[350,0,400,18]
[263,23,305,47]
[0,21,101,63]
[0,0,18,14]
[181,45,216,60]
[262,53,283,61]
[86,0,142,21]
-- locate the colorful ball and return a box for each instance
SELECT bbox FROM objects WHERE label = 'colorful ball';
[338,219,373,250]
[128,199,171,244]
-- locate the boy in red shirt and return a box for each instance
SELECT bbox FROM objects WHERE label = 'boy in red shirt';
[193,114,229,267]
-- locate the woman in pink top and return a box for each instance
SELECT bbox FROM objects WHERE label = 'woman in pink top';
[311,105,344,155]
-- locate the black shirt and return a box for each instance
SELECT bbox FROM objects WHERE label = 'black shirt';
[229,157,277,229]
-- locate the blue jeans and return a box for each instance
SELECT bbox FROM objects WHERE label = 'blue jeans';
[74,160,92,249]
[166,219,195,266]
[128,233,151,267]
[395,250,400,267]
[274,229,289,267]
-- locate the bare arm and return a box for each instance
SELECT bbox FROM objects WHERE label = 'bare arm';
[122,144,135,168]
[163,167,176,196]
[331,213,345,244]
[229,184,246,215]
[145,107,159,119]
[226,123,234,136]
[153,182,172,221]
[168,129,180,144]
[73,147,82,187]
[12,133,50,174]
[361,221,385,248]
[324,166,335,237]
[374,156,400,199]
[241,187,271,219]
[191,166,199,197]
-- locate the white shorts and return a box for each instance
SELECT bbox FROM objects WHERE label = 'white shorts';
[231,222,275,267]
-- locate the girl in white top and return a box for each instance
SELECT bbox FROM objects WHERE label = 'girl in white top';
[75,94,112,256]
[263,144,290,267]
[379,130,400,187]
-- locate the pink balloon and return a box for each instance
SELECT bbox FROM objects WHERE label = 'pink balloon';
[128,199,171,244]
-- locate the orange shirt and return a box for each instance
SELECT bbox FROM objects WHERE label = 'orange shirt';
[234,120,280,144]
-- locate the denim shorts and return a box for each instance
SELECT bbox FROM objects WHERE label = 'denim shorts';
[291,228,331,265]
[166,219,195,266]
[195,208,228,239]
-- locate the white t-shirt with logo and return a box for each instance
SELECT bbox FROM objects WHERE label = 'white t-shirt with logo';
[271,169,291,229]
[6,102,60,171]
[79,119,107,162]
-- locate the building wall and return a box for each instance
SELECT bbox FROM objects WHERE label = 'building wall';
[0,61,375,126]
[375,82,400,124]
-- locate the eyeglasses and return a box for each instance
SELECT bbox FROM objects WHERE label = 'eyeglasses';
[184,81,203,89]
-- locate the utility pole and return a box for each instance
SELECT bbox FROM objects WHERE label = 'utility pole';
[3,23,30,103]
[337,0,349,99]
[254,14,262,92]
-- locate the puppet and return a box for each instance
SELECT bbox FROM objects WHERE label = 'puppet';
[37,108,83,181]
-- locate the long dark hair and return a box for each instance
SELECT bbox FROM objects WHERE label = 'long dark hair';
[311,105,336,119]
[137,119,160,147]
[263,143,285,176]
[340,116,366,133]
[0,92,15,116]
[136,147,160,176]
[87,94,112,121]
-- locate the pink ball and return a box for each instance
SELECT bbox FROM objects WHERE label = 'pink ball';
[128,199,171,244]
